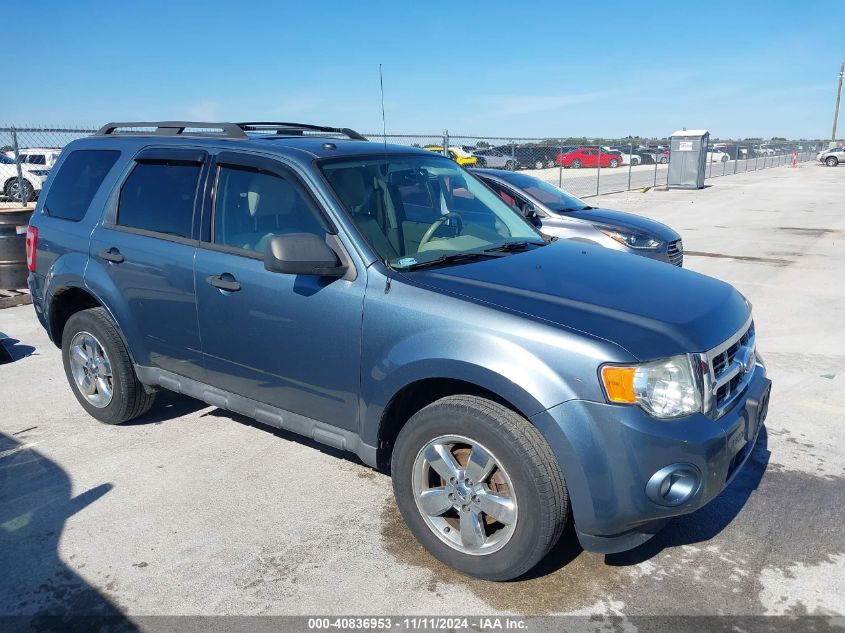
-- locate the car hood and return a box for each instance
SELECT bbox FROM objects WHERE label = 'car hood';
[401,240,748,361]
[563,207,680,242]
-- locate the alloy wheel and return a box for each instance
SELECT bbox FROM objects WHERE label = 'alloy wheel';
[68,331,114,408]
[412,434,518,555]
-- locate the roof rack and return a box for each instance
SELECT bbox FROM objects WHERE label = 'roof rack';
[236,122,368,141]
[96,121,248,138]
[95,121,368,141]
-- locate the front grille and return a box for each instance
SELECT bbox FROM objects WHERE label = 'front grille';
[711,321,755,409]
[667,239,683,266]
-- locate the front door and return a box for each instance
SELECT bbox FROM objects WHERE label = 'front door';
[194,152,364,431]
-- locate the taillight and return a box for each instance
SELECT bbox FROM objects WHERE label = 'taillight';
[25,225,38,272]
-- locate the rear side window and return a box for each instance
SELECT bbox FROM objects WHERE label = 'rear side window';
[44,150,120,222]
[25,154,47,165]
[118,161,201,238]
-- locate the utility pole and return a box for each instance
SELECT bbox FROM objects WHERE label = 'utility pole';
[832,61,844,146]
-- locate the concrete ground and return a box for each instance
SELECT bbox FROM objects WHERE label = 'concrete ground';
[1,163,843,618]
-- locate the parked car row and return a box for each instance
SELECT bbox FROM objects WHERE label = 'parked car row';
[27,120,769,582]
[433,140,812,172]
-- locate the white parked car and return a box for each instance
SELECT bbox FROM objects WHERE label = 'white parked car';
[0,153,49,202]
[471,148,517,170]
[603,147,640,166]
[706,149,730,163]
[3,147,62,168]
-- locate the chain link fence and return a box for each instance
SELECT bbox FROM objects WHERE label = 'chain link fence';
[1,125,827,208]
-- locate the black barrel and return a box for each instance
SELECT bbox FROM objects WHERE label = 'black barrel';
[0,208,34,289]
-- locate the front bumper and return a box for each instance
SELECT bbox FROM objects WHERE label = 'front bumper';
[530,362,770,554]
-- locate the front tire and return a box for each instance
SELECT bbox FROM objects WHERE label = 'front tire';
[62,307,156,424]
[391,395,568,581]
[608,158,619,168]
[826,156,839,167]
[505,160,515,171]
[570,159,581,169]
[534,160,544,170]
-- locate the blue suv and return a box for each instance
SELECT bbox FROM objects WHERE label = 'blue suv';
[26,121,771,581]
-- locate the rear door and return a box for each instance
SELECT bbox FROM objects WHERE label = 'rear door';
[88,147,207,381]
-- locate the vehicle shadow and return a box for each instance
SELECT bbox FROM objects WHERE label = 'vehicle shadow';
[201,406,367,467]
[0,432,138,630]
[605,424,772,566]
[121,390,207,426]
[0,333,36,364]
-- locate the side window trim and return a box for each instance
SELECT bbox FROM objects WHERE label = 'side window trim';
[198,151,357,280]
[104,146,209,243]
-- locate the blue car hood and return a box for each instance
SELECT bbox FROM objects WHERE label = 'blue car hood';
[402,240,748,360]
[565,207,680,242]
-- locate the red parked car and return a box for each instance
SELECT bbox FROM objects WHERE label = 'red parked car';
[555,147,622,168]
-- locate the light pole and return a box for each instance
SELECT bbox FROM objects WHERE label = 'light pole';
[832,61,844,146]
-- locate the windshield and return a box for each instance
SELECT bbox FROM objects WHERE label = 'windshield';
[321,155,543,269]
[0,154,15,164]
[493,172,590,212]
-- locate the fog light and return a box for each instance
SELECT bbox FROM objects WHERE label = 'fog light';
[646,464,701,507]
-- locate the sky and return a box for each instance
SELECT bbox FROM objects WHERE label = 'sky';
[5,1,843,140]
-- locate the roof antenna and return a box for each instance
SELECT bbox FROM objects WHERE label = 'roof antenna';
[379,64,388,153]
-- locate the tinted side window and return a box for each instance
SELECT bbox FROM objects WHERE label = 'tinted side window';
[44,149,120,222]
[118,161,200,238]
[213,165,325,253]
[26,154,47,165]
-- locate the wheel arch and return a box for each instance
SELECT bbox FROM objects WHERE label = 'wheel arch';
[47,283,142,372]
[373,376,531,471]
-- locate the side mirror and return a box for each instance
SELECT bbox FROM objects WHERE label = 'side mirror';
[521,203,540,225]
[264,233,347,277]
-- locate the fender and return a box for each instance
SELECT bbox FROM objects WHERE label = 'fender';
[358,327,580,447]
[42,251,93,341]
[76,257,151,366]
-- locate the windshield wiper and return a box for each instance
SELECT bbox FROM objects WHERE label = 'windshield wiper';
[400,251,499,271]
[483,241,545,254]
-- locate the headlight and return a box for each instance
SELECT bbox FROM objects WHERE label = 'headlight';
[594,224,662,250]
[600,355,701,419]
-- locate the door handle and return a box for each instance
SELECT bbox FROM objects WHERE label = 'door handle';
[206,274,241,292]
[99,247,124,263]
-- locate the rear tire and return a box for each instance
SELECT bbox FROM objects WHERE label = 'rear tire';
[534,160,544,170]
[505,160,515,171]
[4,178,35,203]
[62,307,155,424]
[608,158,619,168]
[391,395,568,581]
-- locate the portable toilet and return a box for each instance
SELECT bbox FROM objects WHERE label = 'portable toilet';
[668,129,709,189]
